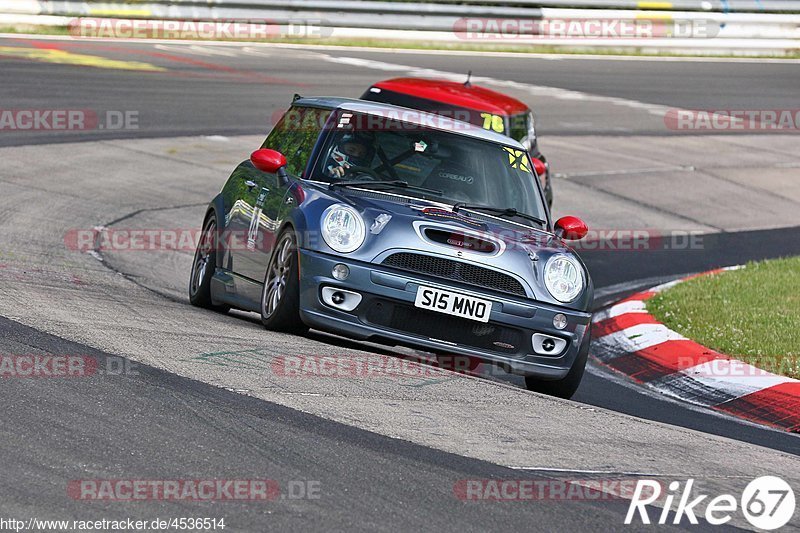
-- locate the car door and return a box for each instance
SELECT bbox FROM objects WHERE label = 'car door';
[227,165,285,283]
[229,105,328,283]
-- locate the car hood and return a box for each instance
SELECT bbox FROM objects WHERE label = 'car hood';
[301,185,592,311]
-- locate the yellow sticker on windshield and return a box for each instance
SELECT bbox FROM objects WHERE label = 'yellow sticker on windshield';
[503,147,531,173]
[480,113,505,133]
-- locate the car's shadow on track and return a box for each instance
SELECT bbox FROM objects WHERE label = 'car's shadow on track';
[229,306,529,387]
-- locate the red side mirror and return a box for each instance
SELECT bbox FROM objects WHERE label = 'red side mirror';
[554,216,588,241]
[251,149,287,174]
[530,157,547,178]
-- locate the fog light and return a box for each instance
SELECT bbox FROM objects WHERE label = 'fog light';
[321,287,362,312]
[553,313,568,330]
[532,333,567,356]
[332,263,349,280]
[331,291,345,305]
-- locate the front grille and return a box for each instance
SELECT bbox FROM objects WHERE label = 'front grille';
[363,299,524,355]
[381,252,527,297]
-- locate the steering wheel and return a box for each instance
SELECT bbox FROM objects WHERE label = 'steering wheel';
[345,165,381,180]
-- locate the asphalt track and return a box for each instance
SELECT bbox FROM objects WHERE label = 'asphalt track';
[0,36,798,531]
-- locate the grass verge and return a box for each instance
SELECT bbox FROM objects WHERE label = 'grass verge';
[648,257,800,379]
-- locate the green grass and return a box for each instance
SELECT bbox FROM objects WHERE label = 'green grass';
[0,25,72,36]
[648,257,800,379]
[2,25,800,59]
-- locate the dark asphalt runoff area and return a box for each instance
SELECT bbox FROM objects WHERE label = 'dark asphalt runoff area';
[2,315,733,531]
[0,36,796,531]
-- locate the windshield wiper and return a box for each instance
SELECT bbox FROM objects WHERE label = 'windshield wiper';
[452,203,546,226]
[329,180,442,196]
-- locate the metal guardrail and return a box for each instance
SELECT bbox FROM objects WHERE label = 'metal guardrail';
[23,0,800,13]
[15,0,800,25]
[378,0,800,12]
[19,1,547,32]
[1,0,798,50]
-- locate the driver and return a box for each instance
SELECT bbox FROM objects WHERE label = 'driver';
[326,133,374,179]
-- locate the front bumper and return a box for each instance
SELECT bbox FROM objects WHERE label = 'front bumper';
[298,249,591,380]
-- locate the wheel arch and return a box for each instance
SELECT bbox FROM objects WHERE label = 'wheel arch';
[201,195,226,270]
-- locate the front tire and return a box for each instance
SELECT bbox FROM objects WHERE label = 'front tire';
[525,330,590,399]
[189,213,228,312]
[260,229,307,334]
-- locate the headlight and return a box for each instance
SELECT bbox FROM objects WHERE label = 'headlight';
[321,204,366,253]
[544,254,584,303]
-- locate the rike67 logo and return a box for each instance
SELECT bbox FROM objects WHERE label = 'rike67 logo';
[626,476,795,530]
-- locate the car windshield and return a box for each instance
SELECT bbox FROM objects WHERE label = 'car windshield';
[310,111,547,225]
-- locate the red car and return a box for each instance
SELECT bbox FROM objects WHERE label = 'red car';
[361,77,553,207]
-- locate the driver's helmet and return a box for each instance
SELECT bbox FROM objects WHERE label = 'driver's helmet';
[328,132,374,174]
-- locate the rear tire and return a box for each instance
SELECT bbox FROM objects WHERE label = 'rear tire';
[524,330,590,399]
[189,213,229,312]
[260,229,307,334]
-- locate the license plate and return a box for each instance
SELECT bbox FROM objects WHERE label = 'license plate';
[414,286,492,323]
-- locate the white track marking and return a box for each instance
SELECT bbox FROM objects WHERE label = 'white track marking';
[592,276,680,301]
[154,44,215,56]
[592,300,649,323]
[239,46,277,57]
[562,165,691,178]
[509,467,661,475]
[597,323,685,351]
[649,279,685,293]
[188,44,238,57]
[315,54,677,117]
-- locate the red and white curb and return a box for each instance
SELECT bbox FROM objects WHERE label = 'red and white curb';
[591,267,800,433]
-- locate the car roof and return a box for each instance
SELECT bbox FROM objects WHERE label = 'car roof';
[293,96,525,149]
[370,77,530,116]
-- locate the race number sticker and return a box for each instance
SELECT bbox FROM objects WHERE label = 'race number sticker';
[337,112,353,129]
[480,112,505,133]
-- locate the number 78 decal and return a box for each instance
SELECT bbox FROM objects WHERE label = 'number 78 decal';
[480,113,505,133]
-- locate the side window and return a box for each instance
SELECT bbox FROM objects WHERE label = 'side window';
[262,106,330,178]
[508,113,528,143]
